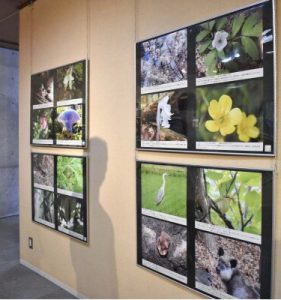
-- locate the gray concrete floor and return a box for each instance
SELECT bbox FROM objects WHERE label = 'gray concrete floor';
[0,216,76,299]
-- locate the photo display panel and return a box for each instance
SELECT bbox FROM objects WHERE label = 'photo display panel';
[137,161,273,299]
[136,0,275,155]
[31,60,87,148]
[31,153,87,242]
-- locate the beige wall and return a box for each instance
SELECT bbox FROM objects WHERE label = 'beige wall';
[19,0,280,298]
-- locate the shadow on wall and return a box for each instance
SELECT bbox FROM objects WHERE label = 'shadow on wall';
[70,137,119,298]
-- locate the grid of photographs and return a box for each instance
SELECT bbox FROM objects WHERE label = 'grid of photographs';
[137,161,272,299]
[31,153,87,242]
[136,1,275,155]
[31,60,87,148]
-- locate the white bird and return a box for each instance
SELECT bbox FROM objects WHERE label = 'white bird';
[155,173,168,205]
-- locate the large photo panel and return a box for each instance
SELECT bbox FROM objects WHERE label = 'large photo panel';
[30,60,87,148]
[137,161,273,299]
[136,0,275,155]
[31,153,88,242]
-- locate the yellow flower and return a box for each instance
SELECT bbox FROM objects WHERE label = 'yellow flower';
[205,95,242,136]
[237,112,260,142]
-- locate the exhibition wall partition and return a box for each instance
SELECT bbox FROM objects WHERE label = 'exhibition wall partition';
[19,0,280,298]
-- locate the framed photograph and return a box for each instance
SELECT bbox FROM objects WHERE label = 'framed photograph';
[138,28,188,95]
[57,194,87,241]
[30,60,87,148]
[31,153,87,242]
[136,161,273,299]
[136,0,275,155]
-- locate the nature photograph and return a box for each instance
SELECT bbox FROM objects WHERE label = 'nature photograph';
[195,231,261,299]
[195,7,263,78]
[57,156,84,195]
[32,108,53,141]
[196,79,263,144]
[31,71,54,106]
[141,163,187,219]
[140,89,188,144]
[33,153,54,188]
[195,168,262,236]
[142,215,187,278]
[55,61,84,101]
[140,29,187,91]
[33,188,55,226]
[57,194,85,237]
[55,105,83,141]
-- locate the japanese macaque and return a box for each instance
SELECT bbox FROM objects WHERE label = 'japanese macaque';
[216,247,260,299]
[156,231,170,257]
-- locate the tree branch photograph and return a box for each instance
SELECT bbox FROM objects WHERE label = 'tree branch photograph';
[140,29,187,94]
[194,168,262,239]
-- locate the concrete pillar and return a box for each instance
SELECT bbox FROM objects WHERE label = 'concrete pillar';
[0,47,18,218]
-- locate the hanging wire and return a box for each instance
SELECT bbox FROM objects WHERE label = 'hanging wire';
[0,10,19,24]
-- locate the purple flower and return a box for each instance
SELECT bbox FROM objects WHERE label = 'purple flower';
[58,109,80,133]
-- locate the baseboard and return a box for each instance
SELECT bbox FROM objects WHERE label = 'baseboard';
[0,213,19,219]
[20,259,88,299]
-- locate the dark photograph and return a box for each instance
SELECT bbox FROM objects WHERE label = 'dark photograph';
[142,215,187,279]
[57,194,85,239]
[195,231,260,299]
[33,188,55,227]
[33,153,54,188]
[140,29,187,92]
[196,7,263,78]
[140,90,187,146]
[31,71,54,106]
[55,61,85,102]
[32,108,53,141]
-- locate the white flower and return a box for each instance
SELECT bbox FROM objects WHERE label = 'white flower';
[63,66,74,90]
[156,95,173,140]
[212,31,229,51]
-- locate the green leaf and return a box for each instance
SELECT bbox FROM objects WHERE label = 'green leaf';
[205,170,223,181]
[244,190,261,207]
[217,50,225,59]
[208,20,215,31]
[198,40,211,54]
[196,30,210,42]
[241,36,259,60]
[232,14,245,37]
[244,22,262,37]
[241,13,259,36]
[216,17,227,30]
[205,50,217,67]
[200,22,209,30]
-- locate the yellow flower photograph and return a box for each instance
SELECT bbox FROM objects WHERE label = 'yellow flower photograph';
[196,79,263,143]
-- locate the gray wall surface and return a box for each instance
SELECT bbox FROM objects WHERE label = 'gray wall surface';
[0,48,18,218]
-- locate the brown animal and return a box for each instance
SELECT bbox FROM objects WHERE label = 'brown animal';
[156,231,170,257]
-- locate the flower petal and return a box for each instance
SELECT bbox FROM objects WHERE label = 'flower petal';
[238,133,250,142]
[246,114,257,126]
[228,108,242,125]
[208,100,221,119]
[220,123,235,136]
[205,120,219,132]
[248,126,260,138]
[219,95,232,115]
